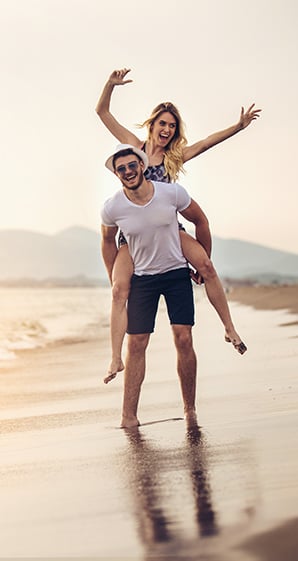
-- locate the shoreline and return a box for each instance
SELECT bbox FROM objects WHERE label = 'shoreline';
[226,284,298,320]
[1,284,297,371]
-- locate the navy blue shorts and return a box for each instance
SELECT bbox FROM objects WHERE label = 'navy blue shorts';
[127,268,195,334]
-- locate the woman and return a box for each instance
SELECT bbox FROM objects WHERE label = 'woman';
[96,68,261,383]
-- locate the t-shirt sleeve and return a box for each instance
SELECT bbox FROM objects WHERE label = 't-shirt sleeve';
[100,202,117,227]
[175,183,191,212]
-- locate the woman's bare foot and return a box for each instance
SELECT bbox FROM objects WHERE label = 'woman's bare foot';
[104,358,125,384]
[225,329,247,355]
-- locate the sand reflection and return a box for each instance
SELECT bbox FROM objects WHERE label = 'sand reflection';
[122,423,218,559]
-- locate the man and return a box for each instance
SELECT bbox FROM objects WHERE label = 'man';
[101,144,211,429]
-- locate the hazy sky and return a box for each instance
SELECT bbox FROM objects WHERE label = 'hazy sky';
[1,0,297,253]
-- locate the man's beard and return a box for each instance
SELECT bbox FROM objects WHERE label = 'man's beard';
[122,173,143,190]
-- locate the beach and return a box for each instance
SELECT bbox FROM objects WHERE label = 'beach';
[227,283,298,318]
[0,285,297,560]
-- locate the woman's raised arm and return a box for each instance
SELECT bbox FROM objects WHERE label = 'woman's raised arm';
[96,68,142,147]
[182,104,262,163]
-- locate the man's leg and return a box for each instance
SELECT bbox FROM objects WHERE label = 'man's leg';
[121,333,150,428]
[172,324,198,427]
[162,269,197,426]
[122,273,160,427]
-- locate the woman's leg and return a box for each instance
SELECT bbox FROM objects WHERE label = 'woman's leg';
[104,244,134,383]
[180,231,247,354]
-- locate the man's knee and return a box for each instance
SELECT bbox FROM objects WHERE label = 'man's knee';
[172,326,194,351]
[127,333,150,354]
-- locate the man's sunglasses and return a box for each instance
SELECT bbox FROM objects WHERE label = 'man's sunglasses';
[115,161,140,175]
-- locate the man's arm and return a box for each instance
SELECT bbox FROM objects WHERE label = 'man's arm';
[101,224,119,284]
[179,199,212,257]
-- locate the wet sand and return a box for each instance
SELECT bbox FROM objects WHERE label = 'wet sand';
[0,286,297,560]
[227,283,298,320]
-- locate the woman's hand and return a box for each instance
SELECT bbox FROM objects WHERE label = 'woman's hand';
[108,68,133,87]
[239,103,262,129]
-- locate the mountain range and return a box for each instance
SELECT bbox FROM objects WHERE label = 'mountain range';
[0,226,297,285]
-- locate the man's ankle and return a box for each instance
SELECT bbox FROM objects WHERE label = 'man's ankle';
[184,408,198,428]
[120,414,140,428]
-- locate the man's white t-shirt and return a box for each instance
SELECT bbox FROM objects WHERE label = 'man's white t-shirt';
[101,181,191,276]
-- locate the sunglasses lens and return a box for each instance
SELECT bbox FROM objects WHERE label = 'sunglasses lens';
[116,161,139,175]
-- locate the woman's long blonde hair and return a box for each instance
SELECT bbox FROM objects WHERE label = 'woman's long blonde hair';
[138,102,187,182]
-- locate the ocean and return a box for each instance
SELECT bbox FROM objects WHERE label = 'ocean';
[0,286,111,364]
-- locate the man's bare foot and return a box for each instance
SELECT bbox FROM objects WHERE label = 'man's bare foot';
[120,415,140,428]
[225,329,247,355]
[184,409,198,429]
[103,358,125,384]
